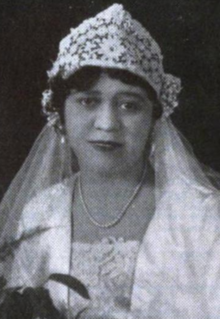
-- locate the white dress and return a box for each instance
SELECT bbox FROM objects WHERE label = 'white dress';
[4,175,220,318]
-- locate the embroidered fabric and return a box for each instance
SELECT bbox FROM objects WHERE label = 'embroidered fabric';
[69,238,140,318]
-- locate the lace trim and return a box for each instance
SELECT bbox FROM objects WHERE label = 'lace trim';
[70,237,140,314]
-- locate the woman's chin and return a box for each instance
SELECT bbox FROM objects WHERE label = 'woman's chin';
[75,146,144,176]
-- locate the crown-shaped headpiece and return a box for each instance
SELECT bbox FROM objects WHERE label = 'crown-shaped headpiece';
[42,4,181,119]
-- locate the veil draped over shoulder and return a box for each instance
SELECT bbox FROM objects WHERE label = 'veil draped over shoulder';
[0,116,220,318]
[131,117,220,318]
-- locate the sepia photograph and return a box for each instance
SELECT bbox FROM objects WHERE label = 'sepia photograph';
[0,1,220,318]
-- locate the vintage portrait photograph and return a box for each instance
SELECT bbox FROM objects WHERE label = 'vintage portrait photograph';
[0,0,220,318]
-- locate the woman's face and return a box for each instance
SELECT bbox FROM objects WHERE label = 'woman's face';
[64,73,154,174]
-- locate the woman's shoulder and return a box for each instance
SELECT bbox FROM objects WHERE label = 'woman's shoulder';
[20,174,78,230]
[24,179,71,210]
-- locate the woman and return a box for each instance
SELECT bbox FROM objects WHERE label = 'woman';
[1,3,220,319]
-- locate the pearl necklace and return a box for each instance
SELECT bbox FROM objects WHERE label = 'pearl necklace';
[78,165,147,228]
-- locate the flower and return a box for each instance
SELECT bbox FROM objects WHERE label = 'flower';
[74,34,86,46]
[111,7,126,26]
[96,24,108,37]
[87,29,96,40]
[123,17,133,31]
[83,41,98,53]
[63,54,74,65]
[98,37,124,61]
[151,60,159,71]
[137,40,146,52]
[93,37,102,45]
[151,72,162,85]
[144,49,152,60]
[42,89,53,108]
[108,25,119,36]
[68,54,80,67]
[80,51,90,60]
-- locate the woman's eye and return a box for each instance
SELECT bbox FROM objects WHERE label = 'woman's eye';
[78,97,97,107]
[120,102,140,112]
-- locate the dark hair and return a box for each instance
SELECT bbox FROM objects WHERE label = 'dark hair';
[48,66,162,121]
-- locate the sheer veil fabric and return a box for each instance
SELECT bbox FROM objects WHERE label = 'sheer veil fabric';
[1,116,220,318]
[132,118,220,318]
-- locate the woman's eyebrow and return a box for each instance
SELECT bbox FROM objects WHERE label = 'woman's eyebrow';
[116,92,146,102]
[70,90,101,95]
[82,90,103,95]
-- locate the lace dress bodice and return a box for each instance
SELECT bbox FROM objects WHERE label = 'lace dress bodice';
[70,237,140,318]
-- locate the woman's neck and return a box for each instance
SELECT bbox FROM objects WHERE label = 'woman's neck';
[73,160,155,240]
[79,160,148,190]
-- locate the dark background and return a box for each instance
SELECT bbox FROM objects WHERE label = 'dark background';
[0,0,220,199]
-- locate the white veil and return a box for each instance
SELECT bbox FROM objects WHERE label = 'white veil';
[0,123,73,243]
[131,116,220,318]
[151,116,219,200]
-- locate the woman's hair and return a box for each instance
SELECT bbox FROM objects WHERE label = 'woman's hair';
[48,66,162,122]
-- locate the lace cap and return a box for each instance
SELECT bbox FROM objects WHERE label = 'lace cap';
[42,3,181,120]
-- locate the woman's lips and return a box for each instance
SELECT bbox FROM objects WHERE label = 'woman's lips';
[88,140,123,150]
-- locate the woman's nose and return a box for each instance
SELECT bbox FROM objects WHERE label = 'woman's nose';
[94,104,120,131]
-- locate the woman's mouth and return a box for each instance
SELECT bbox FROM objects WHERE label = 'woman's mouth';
[88,140,123,151]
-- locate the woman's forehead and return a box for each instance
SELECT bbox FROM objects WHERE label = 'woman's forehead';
[74,73,150,98]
